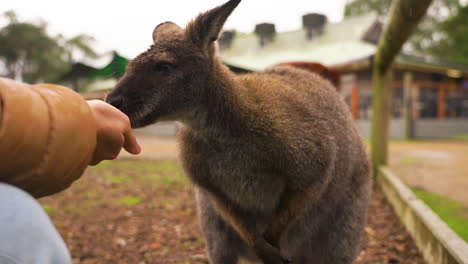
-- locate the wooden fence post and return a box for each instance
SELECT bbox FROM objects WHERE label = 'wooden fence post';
[370,0,433,175]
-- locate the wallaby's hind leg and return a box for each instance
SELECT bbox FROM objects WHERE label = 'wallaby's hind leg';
[196,189,247,264]
[285,178,370,264]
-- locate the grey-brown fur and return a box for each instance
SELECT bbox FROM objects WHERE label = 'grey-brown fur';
[106,1,372,263]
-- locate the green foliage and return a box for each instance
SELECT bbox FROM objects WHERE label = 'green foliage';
[0,11,99,83]
[430,4,468,63]
[344,0,390,17]
[64,34,98,62]
[344,0,463,57]
[412,0,462,53]
[0,11,68,82]
[413,188,468,242]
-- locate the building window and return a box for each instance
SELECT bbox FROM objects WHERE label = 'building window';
[447,88,468,118]
[359,90,372,120]
[392,87,403,118]
[418,87,438,118]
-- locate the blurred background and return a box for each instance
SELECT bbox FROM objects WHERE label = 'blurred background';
[1,0,467,263]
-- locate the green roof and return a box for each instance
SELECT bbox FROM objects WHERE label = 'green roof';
[90,51,129,79]
[220,14,378,71]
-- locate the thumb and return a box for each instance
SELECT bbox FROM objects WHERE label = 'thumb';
[123,130,141,155]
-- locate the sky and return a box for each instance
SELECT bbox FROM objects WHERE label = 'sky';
[0,0,347,62]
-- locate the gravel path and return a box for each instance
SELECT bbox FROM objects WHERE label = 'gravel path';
[389,141,468,206]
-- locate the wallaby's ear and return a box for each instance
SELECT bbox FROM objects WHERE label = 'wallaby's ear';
[153,22,183,44]
[186,0,241,51]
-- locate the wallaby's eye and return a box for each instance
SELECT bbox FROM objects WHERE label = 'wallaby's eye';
[153,62,176,74]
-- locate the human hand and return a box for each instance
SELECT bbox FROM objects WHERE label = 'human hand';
[87,100,141,165]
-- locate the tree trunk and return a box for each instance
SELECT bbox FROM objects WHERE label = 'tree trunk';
[12,51,27,82]
[370,0,433,175]
[371,67,393,171]
[403,72,414,140]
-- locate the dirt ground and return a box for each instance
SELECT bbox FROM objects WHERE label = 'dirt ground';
[388,141,468,206]
[39,154,425,263]
[119,134,179,160]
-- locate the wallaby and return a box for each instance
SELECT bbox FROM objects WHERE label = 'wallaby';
[106,0,372,263]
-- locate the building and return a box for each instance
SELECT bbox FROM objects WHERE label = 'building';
[218,13,468,139]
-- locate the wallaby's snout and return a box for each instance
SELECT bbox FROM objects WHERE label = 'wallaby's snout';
[106,72,161,128]
[106,92,123,109]
[105,77,140,127]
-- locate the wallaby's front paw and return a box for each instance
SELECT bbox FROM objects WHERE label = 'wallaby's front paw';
[263,230,279,248]
[254,238,291,264]
[260,252,292,264]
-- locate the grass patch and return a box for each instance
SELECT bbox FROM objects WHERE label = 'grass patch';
[155,161,180,171]
[160,199,174,209]
[89,160,188,188]
[62,199,105,216]
[106,174,126,184]
[42,204,53,214]
[155,172,188,187]
[398,156,421,166]
[88,160,113,172]
[90,159,183,174]
[362,138,370,145]
[452,134,468,141]
[362,138,429,145]
[119,195,142,206]
[412,188,468,242]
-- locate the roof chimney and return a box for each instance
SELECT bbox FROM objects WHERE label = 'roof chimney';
[302,13,327,40]
[254,23,276,47]
[361,21,383,45]
[219,30,236,50]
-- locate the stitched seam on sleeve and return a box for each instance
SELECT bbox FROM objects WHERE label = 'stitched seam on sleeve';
[29,88,57,192]
[0,93,3,134]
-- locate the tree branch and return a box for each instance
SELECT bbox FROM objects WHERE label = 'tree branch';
[371,0,433,174]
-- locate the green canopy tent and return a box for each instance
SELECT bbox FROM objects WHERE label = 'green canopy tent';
[90,51,129,79]
[58,51,128,92]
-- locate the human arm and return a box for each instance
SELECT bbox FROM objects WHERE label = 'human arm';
[0,78,139,198]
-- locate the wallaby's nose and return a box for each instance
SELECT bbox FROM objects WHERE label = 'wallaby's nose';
[106,95,123,109]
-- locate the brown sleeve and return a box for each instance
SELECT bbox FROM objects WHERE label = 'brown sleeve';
[0,78,97,198]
